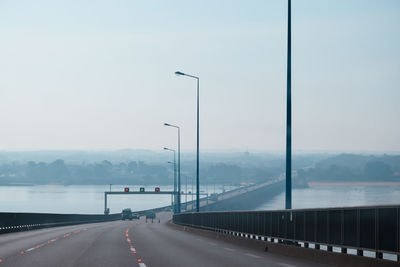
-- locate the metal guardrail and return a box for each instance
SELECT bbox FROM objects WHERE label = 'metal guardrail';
[0,205,173,235]
[173,205,400,259]
[0,212,121,234]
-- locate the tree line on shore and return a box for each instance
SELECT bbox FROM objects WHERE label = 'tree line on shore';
[297,154,400,182]
[0,159,280,186]
[0,152,398,186]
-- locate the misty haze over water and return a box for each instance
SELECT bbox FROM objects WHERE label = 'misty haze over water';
[0,150,399,214]
[1,184,399,214]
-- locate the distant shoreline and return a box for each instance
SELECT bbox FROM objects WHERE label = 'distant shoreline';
[308,181,400,187]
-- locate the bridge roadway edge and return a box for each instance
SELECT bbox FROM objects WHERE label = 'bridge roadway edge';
[168,220,399,267]
[203,180,286,211]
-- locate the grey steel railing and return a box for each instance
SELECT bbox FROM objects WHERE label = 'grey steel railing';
[173,205,400,260]
[0,205,172,235]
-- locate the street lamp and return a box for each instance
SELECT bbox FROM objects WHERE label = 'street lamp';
[175,71,200,212]
[164,123,181,213]
[164,147,177,213]
[285,0,292,210]
[167,161,176,211]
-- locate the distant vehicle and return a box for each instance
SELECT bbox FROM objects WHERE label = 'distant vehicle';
[131,213,140,219]
[145,211,156,219]
[121,208,133,220]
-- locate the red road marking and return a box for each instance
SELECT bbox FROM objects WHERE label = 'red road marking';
[0,258,3,262]
[20,251,25,254]
[127,226,142,257]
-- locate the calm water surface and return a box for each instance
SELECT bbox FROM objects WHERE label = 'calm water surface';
[256,185,400,210]
[1,185,399,214]
[0,184,233,214]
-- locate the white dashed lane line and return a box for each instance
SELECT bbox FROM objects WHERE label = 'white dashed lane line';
[244,253,261,259]
[126,225,148,267]
[207,242,217,246]
[224,247,235,252]
[278,263,297,267]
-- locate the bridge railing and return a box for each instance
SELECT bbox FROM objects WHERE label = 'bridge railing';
[173,205,400,258]
[0,212,121,234]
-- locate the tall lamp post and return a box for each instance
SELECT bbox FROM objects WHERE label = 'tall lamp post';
[184,174,187,211]
[164,147,177,212]
[285,0,292,210]
[175,71,200,212]
[167,161,176,211]
[164,123,181,213]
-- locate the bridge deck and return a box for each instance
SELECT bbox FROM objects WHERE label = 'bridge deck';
[0,212,325,267]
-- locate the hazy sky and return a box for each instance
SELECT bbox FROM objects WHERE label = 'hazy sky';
[0,0,399,152]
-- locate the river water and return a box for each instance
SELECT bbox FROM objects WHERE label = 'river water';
[255,185,400,210]
[0,184,399,214]
[0,184,233,214]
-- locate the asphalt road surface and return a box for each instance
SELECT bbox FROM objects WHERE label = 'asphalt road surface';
[0,212,327,267]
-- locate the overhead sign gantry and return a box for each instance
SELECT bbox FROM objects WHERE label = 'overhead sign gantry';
[104,187,175,215]
[104,187,209,215]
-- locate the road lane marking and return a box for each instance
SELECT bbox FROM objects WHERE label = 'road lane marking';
[224,247,235,252]
[278,263,297,267]
[244,253,261,259]
[208,242,216,246]
[18,227,86,257]
[138,263,146,267]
